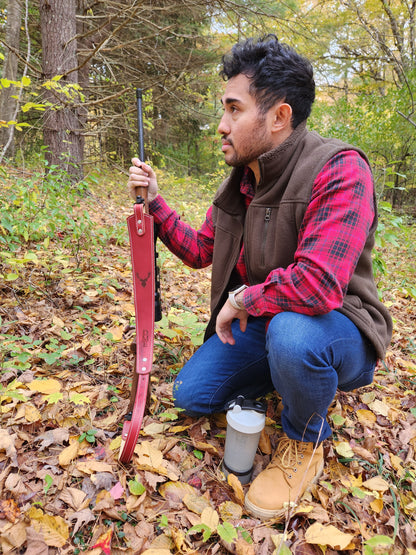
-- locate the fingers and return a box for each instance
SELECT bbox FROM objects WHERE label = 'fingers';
[128,158,152,201]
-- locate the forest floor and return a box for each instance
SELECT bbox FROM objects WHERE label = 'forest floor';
[0,168,415,554]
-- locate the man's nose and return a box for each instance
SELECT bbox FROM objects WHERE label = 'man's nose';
[217,113,229,136]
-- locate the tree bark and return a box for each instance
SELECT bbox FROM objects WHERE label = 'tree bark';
[40,0,84,181]
[0,0,22,157]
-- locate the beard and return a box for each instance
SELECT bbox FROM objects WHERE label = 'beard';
[223,117,274,167]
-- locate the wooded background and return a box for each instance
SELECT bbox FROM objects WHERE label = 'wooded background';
[0,0,415,210]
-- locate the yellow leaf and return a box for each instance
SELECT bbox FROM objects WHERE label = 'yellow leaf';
[28,379,61,394]
[370,497,384,513]
[169,424,191,434]
[334,441,354,459]
[200,507,219,532]
[28,507,69,547]
[25,403,42,423]
[110,436,122,450]
[227,473,245,505]
[356,409,377,426]
[362,476,390,492]
[58,441,80,466]
[390,454,405,477]
[305,522,354,550]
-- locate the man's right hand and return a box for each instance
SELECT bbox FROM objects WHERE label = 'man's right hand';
[128,158,159,202]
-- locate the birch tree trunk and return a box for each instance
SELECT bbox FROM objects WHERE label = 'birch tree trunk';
[0,0,22,157]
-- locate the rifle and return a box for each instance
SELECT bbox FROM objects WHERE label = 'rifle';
[119,88,161,463]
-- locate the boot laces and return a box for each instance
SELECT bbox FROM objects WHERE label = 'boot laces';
[269,437,307,479]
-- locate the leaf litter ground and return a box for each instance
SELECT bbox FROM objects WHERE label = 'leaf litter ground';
[0,173,415,554]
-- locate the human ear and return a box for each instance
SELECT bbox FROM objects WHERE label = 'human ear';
[272,102,293,132]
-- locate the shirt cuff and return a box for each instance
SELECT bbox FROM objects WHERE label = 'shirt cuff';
[149,195,173,224]
[242,283,270,317]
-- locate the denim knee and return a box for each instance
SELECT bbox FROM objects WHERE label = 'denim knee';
[266,313,313,381]
[172,376,203,416]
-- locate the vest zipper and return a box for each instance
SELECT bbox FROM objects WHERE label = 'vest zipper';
[262,208,272,266]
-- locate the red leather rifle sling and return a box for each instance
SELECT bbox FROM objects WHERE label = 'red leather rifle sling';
[119,200,155,463]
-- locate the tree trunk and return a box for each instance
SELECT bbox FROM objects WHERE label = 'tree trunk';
[40,0,84,182]
[0,0,22,158]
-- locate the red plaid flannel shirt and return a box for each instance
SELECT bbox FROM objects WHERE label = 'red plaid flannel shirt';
[150,150,375,317]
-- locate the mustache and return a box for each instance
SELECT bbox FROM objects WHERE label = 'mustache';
[221,135,233,146]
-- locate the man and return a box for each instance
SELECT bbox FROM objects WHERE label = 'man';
[128,35,392,521]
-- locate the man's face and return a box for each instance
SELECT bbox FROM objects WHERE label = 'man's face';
[218,73,275,169]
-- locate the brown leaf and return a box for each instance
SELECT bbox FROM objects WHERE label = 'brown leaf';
[0,498,21,523]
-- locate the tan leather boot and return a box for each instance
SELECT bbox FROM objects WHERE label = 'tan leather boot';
[245,434,324,520]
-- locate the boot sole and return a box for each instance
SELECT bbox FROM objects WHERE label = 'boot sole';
[244,460,324,521]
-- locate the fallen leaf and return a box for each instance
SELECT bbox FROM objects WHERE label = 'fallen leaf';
[91,527,113,554]
[334,441,354,459]
[28,379,62,394]
[159,481,198,502]
[27,506,69,548]
[0,498,21,523]
[200,507,219,531]
[356,409,377,426]
[227,473,245,505]
[59,487,88,510]
[218,501,243,520]
[58,440,80,466]
[362,476,390,492]
[305,522,354,550]
[76,460,113,474]
[0,429,18,464]
[68,508,97,535]
[183,492,212,514]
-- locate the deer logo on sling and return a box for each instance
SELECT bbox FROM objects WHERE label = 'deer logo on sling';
[136,271,151,288]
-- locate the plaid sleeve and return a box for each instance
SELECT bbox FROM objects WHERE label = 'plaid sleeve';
[243,150,375,316]
[149,195,214,268]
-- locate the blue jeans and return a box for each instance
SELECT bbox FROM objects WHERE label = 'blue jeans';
[173,311,377,443]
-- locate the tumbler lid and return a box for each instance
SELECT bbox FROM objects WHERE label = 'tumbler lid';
[226,396,266,434]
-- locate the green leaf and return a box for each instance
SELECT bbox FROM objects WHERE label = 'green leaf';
[46,392,64,405]
[217,521,237,543]
[364,535,394,547]
[128,478,146,496]
[44,474,53,494]
[159,514,169,528]
[38,351,62,365]
[69,393,91,406]
[188,523,212,542]
[193,449,203,460]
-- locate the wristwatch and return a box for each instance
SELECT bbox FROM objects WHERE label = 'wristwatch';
[228,284,248,310]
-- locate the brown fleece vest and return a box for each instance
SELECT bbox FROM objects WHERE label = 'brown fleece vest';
[205,123,392,359]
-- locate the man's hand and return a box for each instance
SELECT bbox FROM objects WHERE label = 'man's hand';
[216,295,248,345]
[128,158,159,202]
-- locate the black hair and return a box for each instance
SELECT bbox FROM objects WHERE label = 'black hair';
[220,35,315,128]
